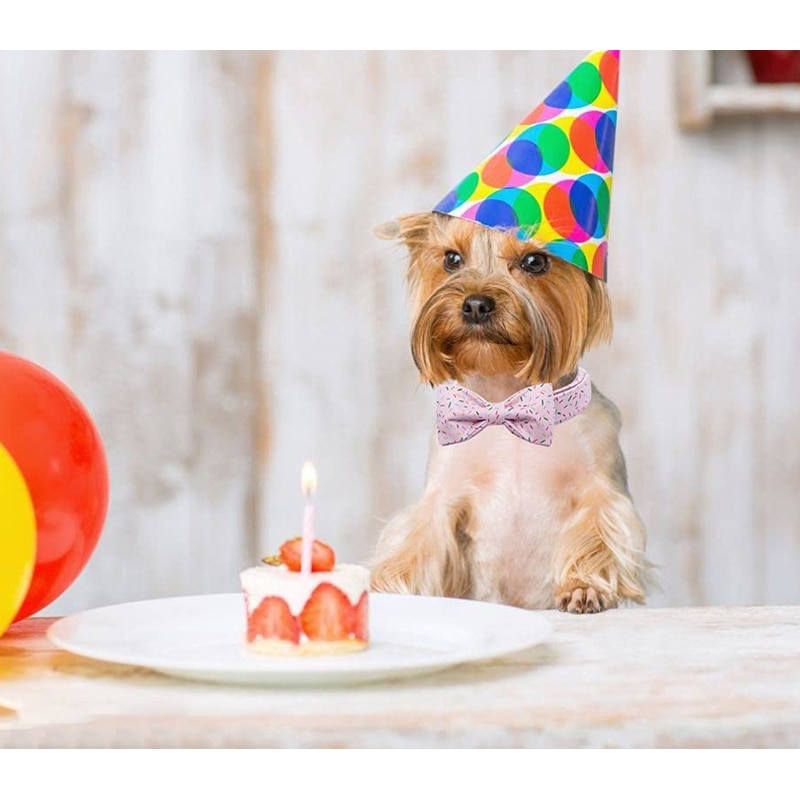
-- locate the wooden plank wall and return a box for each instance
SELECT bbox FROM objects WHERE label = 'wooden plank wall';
[0,52,261,610]
[1,51,798,613]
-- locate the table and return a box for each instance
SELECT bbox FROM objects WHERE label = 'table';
[1,606,798,747]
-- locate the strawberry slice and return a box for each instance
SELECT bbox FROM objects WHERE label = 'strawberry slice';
[300,583,353,641]
[248,596,300,644]
[279,538,335,572]
[353,591,369,641]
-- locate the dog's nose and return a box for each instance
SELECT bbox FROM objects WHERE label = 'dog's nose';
[462,294,496,324]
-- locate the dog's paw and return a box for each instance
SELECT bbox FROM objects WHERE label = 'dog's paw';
[555,585,615,614]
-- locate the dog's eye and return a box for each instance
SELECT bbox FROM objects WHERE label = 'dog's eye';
[519,252,550,275]
[443,251,463,273]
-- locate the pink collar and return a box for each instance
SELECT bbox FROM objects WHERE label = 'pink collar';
[435,368,591,446]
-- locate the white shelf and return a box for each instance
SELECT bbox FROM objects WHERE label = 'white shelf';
[678,51,800,130]
[710,84,800,115]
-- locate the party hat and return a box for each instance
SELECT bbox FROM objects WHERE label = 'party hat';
[434,50,619,281]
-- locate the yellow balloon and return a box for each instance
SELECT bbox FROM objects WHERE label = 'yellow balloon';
[0,441,36,636]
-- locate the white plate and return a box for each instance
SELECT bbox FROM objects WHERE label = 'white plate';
[47,593,552,687]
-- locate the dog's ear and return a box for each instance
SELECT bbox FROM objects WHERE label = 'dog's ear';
[585,274,613,347]
[374,219,403,240]
[374,213,433,248]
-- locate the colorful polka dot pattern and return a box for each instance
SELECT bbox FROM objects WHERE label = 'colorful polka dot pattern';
[435,368,592,446]
[433,50,619,281]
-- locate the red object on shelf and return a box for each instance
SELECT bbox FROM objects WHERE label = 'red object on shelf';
[747,51,800,84]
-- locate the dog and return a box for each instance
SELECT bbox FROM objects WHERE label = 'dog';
[370,211,647,613]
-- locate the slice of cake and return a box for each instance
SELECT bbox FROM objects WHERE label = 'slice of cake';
[240,538,370,656]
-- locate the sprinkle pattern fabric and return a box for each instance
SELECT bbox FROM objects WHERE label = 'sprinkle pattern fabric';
[435,368,591,446]
[433,50,619,281]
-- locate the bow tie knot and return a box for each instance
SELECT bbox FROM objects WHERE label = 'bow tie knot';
[485,404,504,425]
[435,369,591,447]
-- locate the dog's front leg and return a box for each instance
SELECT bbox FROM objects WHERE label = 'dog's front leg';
[552,479,647,613]
[371,495,472,598]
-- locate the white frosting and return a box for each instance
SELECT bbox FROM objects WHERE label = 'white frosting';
[240,563,370,616]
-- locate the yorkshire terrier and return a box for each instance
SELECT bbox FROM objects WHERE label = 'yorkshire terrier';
[370,212,647,613]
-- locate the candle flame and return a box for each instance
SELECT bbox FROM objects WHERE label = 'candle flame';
[301,460,317,495]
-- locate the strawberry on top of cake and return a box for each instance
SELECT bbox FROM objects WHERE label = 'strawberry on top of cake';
[240,538,370,656]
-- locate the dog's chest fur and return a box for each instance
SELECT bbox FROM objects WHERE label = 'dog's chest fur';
[426,410,593,608]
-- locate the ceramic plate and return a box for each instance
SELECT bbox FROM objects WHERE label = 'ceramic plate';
[48,593,551,686]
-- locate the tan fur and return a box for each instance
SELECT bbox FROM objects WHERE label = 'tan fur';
[371,212,648,613]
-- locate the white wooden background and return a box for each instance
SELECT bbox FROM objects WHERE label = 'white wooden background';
[1,51,798,614]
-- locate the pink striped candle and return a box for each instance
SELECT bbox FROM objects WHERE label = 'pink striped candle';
[300,461,317,575]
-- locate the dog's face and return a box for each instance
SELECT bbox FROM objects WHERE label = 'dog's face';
[379,212,613,385]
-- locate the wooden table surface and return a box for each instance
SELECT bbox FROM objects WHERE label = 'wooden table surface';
[1,606,799,748]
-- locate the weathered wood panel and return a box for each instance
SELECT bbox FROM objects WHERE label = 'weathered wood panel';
[0,52,260,613]
[258,52,383,564]
[1,51,799,612]
[0,52,69,379]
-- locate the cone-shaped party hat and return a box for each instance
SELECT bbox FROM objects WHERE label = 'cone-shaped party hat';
[434,50,619,281]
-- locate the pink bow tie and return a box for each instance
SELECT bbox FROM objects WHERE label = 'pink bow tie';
[435,368,591,446]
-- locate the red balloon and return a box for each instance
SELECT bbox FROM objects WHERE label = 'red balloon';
[0,352,109,621]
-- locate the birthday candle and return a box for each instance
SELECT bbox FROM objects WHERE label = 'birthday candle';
[300,461,317,575]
